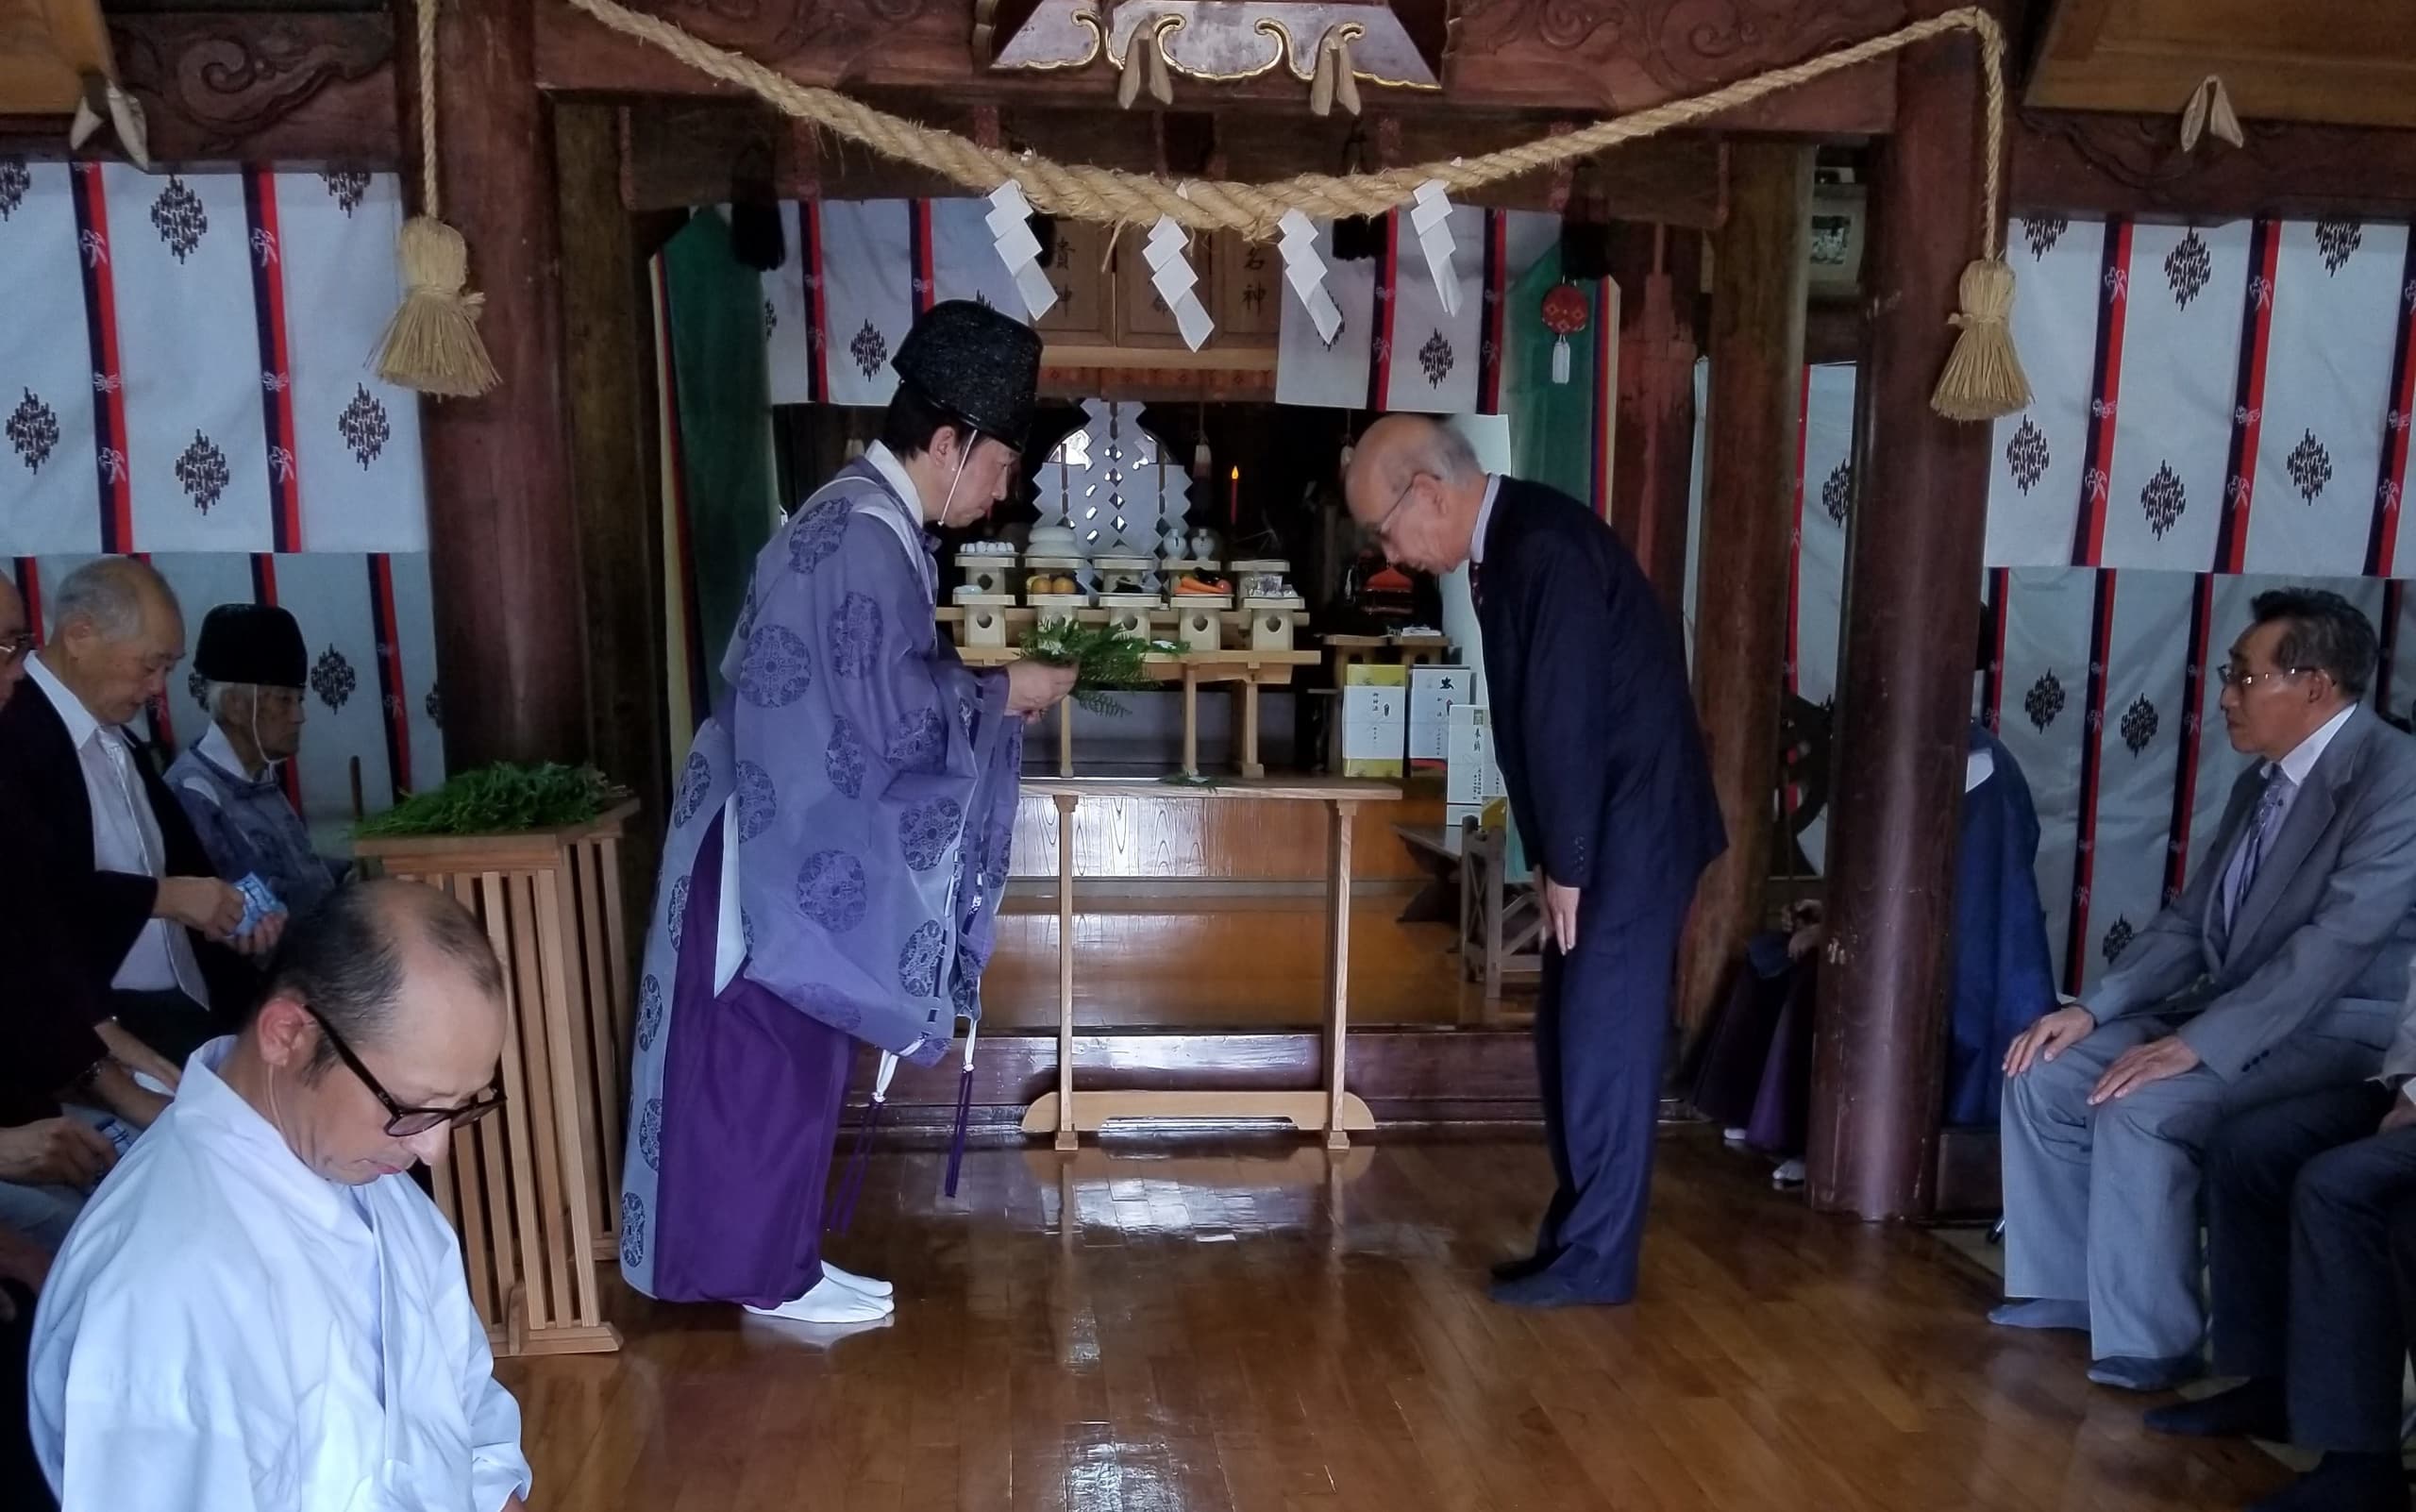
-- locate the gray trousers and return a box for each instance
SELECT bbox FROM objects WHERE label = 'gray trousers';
[2001,1003,2393,1361]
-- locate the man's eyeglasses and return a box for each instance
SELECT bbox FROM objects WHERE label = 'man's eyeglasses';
[303,1001,504,1137]
[2216,664,2321,693]
[0,632,32,667]
[1366,475,1425,546]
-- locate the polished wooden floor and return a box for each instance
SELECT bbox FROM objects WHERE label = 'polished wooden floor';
[982,895,1498,1030]
[502,1132,2289,1512]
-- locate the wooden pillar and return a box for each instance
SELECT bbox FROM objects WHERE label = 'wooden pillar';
[1806,7,2000,1220]
[1672,145,1811,1036]
[555,105,669,925]
[403,0,588,770]
[1604,224,1703,628]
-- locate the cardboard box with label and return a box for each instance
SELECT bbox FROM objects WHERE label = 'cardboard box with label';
[1341,664,1408,779]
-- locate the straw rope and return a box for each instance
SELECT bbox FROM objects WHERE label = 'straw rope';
[559,0,2008,253]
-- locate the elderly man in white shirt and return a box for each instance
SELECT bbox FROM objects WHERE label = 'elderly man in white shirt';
[30,880,532,1512]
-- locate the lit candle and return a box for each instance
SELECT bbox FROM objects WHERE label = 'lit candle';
[1228,464,1240,530]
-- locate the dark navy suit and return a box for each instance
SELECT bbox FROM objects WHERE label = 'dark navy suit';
[1476,476,1724,1302]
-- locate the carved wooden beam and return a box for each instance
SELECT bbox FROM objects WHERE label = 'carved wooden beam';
[0,11,399,166]
[536,0,1899,132]
[621,96,1728,224]
[2011,108,2416,222]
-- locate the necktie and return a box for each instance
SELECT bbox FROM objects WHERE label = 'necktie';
[2223,769,2294,932]
[1468,561,1485,611]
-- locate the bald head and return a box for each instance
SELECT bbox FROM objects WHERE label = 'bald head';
[48,556,183,727]
[0,572,25,710]
[1341,414,1489,576]
[239,880,510,1182]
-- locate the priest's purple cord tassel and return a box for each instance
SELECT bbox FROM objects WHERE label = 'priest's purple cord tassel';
[944,1018,980,1198]
[826,1051,898,1235]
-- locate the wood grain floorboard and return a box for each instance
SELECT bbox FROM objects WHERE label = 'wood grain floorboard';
[501,1131,2290,1511]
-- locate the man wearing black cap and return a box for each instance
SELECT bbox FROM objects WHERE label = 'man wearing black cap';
[164,603,344,923]
[619,301,1076,1324]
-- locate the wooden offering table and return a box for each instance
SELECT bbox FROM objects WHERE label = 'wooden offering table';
[1018,777,1401,1150]
[956,643,1318,779]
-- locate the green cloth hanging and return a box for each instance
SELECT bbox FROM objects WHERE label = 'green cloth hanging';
[1502,244,1602,509]
[663,210,780,707]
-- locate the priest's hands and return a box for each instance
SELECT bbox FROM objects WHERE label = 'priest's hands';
[0,1225,50,1315]
[2004,1004,2096,1077]
[0,1116,115,1188]
[1006,661,1080,718]
[156,875,244,939]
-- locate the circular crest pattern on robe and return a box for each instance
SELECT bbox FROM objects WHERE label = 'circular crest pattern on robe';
[739,624,815,707]
[885,706,948,772]
[672,749,712,828]
[898,919,948,998]
[789,497,852,576]
[734,760,778,842]
[664,877,692,952]
[638,1098,663,1169]
[636,973,664,1050]
[900,797,964,872]
[826,716,869,799]
[797,848,870,932]
[620,1193,645,1267]
[829,592,886,679]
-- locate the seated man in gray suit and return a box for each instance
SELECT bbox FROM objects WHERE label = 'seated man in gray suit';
[1996,589,2416,1391]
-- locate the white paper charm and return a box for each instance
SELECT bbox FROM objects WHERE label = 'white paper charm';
[986,180,1058,320]
[1148,215,1216,351]
[1276,209,1344,344]
[1411,180,1460,318]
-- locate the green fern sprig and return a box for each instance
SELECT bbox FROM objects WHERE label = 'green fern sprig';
[1019,617,1153,715]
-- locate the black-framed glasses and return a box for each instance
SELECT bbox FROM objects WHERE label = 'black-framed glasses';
[303,1002,504,1137]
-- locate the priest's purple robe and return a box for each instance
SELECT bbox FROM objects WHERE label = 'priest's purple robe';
[619,457,1023,1304]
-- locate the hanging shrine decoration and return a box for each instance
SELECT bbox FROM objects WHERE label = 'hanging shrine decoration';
[1541,283,1588,386]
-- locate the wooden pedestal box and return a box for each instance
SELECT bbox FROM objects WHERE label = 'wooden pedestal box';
[353,802,640,1356]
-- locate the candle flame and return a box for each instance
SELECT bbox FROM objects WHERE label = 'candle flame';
[1230,466,1239,480]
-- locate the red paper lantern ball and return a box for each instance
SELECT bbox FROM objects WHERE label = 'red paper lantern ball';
[1540,283,1590,338]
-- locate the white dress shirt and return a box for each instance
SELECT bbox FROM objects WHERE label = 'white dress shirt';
[23,652,205,1000]
[30,1038,531,1511]
[1468,474,1502,566]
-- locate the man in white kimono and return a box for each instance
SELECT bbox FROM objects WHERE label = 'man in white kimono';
[29,881,531,1512]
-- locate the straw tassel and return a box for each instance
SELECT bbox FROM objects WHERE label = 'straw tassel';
[1928,257,2029,422]
[378,0,499,398]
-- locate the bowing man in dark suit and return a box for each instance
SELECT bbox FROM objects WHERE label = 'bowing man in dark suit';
[0,559,259,1067]
[1346,416,1724,1307]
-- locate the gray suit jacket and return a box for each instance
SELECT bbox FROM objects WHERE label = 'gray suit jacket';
[2091,706,2416,1081]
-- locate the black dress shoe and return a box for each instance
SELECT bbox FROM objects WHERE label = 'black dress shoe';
[2142,1379,2286,1441]
[2248,1452,2405,1512]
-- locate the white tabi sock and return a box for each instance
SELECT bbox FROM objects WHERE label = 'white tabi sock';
[744,1275,895,1324]
[820,1261,894,1299]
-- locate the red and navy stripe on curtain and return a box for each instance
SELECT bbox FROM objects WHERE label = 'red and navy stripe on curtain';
[243,170,306,553]
[366,554,413,802]
[1478,211,1508,415]
[2069,221,2134,567]
[2365,239,2416,576]
[2213,221,2281,575]
[1366,214,1401,412]
[69,164,133,555]
[800,202,830,405]
[245,553,306,812]
[2161,573,2217,905]
[2060,572,2119,993]
[1982,571,2010,733]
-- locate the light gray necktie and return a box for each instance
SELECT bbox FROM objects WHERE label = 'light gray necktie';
[2223,769,2294,932]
